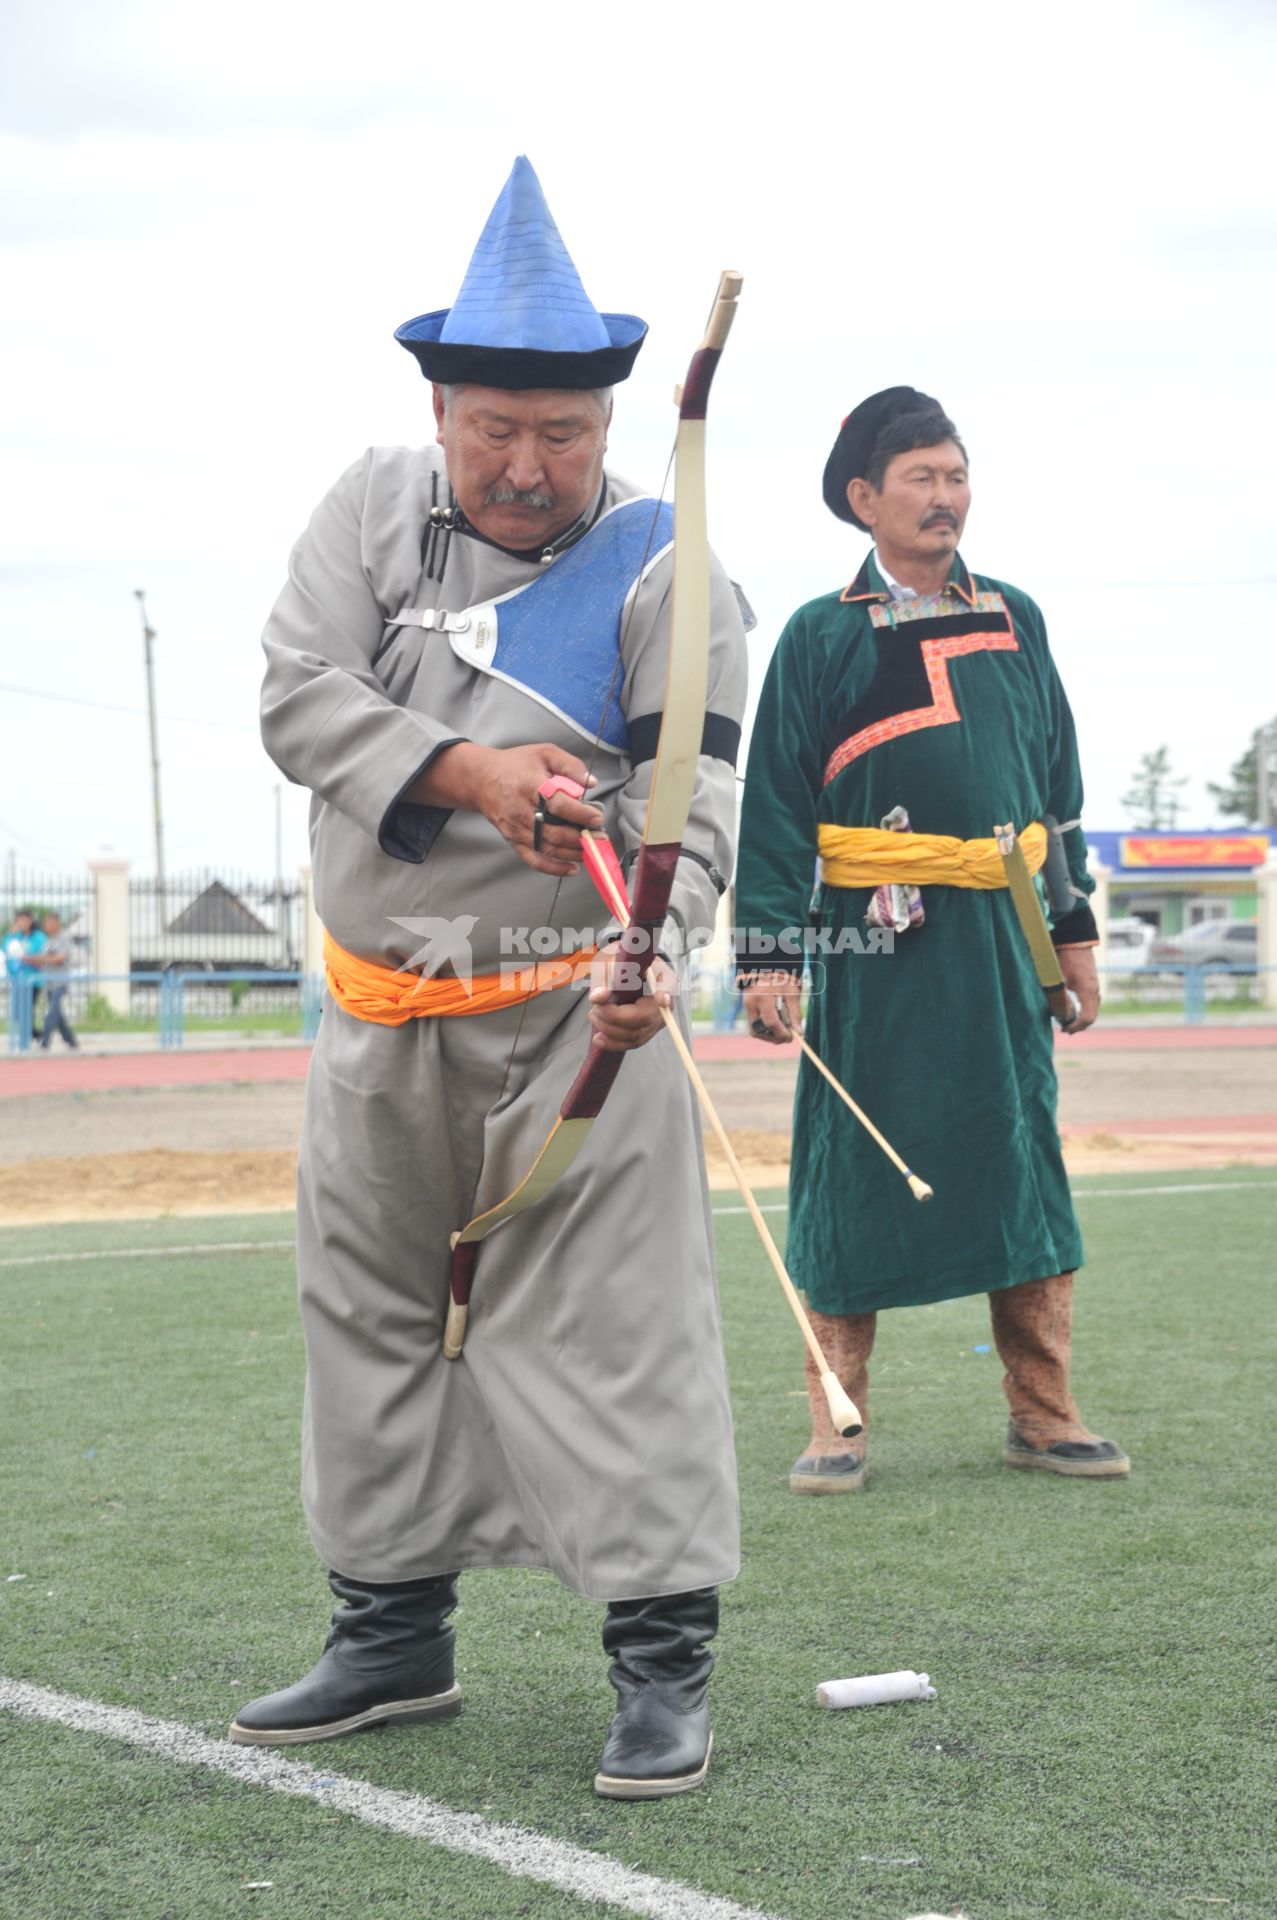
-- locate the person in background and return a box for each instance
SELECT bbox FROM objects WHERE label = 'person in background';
[735,386,1128,1493]
[36,912,79,1050]
[3,906,46,1043]
[2,907,36,975]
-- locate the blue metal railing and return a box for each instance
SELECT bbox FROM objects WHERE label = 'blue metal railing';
[6,962,1273,1051]
[6,972,165,1054]
[5,971,324,1054]
[701,962,1273,1033]
[162,970,323,1049]
[1095,962,1267,1025]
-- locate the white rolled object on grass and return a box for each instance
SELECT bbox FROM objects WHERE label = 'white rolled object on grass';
[816,1670,937,1708]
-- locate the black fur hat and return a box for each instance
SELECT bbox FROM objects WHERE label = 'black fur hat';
[822,386,945,529]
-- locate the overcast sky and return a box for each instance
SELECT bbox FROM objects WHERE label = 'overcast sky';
[2,0,1274,883]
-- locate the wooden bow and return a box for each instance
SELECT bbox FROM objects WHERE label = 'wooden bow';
[443,272,744,1359]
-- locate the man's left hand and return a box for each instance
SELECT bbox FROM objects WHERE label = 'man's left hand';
[587,948,676,1052]
[1057,945,1100,1034]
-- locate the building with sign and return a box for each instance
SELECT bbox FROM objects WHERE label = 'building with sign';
[1087,830,1277,937]
[702,828,1277,1014]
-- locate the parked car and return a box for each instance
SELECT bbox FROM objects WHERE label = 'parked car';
[1149,920,1259,969]
[1105,917,1156,967]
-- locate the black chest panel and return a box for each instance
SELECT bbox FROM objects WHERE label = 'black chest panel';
[830,607,1014,756]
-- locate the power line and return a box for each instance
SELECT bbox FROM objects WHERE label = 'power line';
[0,680,253,732]
[0,815,81,867]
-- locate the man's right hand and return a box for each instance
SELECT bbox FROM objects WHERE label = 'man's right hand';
[741,971,803,1044]
[409,742,605,876]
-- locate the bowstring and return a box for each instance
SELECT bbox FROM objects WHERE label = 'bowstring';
[458,439,680,1225]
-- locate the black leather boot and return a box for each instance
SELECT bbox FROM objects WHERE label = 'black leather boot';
[229,1571,461,1746]
[594,1587,717,1799]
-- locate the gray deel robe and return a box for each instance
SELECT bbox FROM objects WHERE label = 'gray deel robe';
[260,446,746,1601]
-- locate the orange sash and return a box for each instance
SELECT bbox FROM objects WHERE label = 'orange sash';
[323,931,597,1026]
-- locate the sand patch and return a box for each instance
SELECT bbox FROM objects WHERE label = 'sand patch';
[0,1149,299,1225]
[0,1141,789,1226]
[1,1119,1273,1226]
[1060,1127,1277,1173]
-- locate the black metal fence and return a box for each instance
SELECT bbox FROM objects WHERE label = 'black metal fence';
[128,870,301,973]
[4,863,1275,1047]
[1,864,93,956]
[3,867,313,1050]
[2,866,301,973]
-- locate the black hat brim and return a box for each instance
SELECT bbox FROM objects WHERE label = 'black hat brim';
[395,310,647,390]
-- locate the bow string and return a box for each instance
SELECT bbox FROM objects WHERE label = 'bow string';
[443,270,744,1358]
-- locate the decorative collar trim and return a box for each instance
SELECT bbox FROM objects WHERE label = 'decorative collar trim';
[840,551,973,605]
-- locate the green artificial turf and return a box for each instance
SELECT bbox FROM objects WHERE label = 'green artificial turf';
[2,1718,615,1920]
[2,1172,1274,1919]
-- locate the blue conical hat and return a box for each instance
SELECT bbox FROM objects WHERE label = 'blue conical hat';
[395,157,646,390]
[441,156,611,352]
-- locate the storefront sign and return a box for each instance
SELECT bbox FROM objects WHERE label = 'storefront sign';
[1120,835,1270,869]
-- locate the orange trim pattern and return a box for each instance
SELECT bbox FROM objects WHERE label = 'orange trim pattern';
[823,629,1019,787]
[839,560,980,606]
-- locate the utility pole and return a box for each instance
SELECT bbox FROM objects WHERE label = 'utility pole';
[1257,721,1271,829]
[134,590,166,888]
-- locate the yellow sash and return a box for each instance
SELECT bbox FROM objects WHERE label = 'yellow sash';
[818,820,1047,890]
[323,931,597,1026]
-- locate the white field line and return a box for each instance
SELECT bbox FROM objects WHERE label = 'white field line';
[718,1167,1275,1213]
[711,1203,789,1217]
[1,1178,1273,1269]
[0,1240,295,1269]
[0,1677,781,1920]
[711,1179,1277,1216]
[1070,1179,1277,1199]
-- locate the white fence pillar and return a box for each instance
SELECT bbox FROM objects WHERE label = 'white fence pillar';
[89,855,131,1013]
[299,865,324,980]
[1257,850,1277,1012]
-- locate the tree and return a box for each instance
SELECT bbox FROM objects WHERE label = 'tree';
[1206,718,1277,826]
[1121,745,1189,829]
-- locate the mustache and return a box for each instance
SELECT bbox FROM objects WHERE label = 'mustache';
[921,510,959,529]
[485,485,557,513]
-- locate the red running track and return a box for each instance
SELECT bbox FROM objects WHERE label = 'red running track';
[694,1026,1277,1063]
[0,1047,312,1100]
[1064,1113,1277,1135]
[2,1024,1276,1100]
